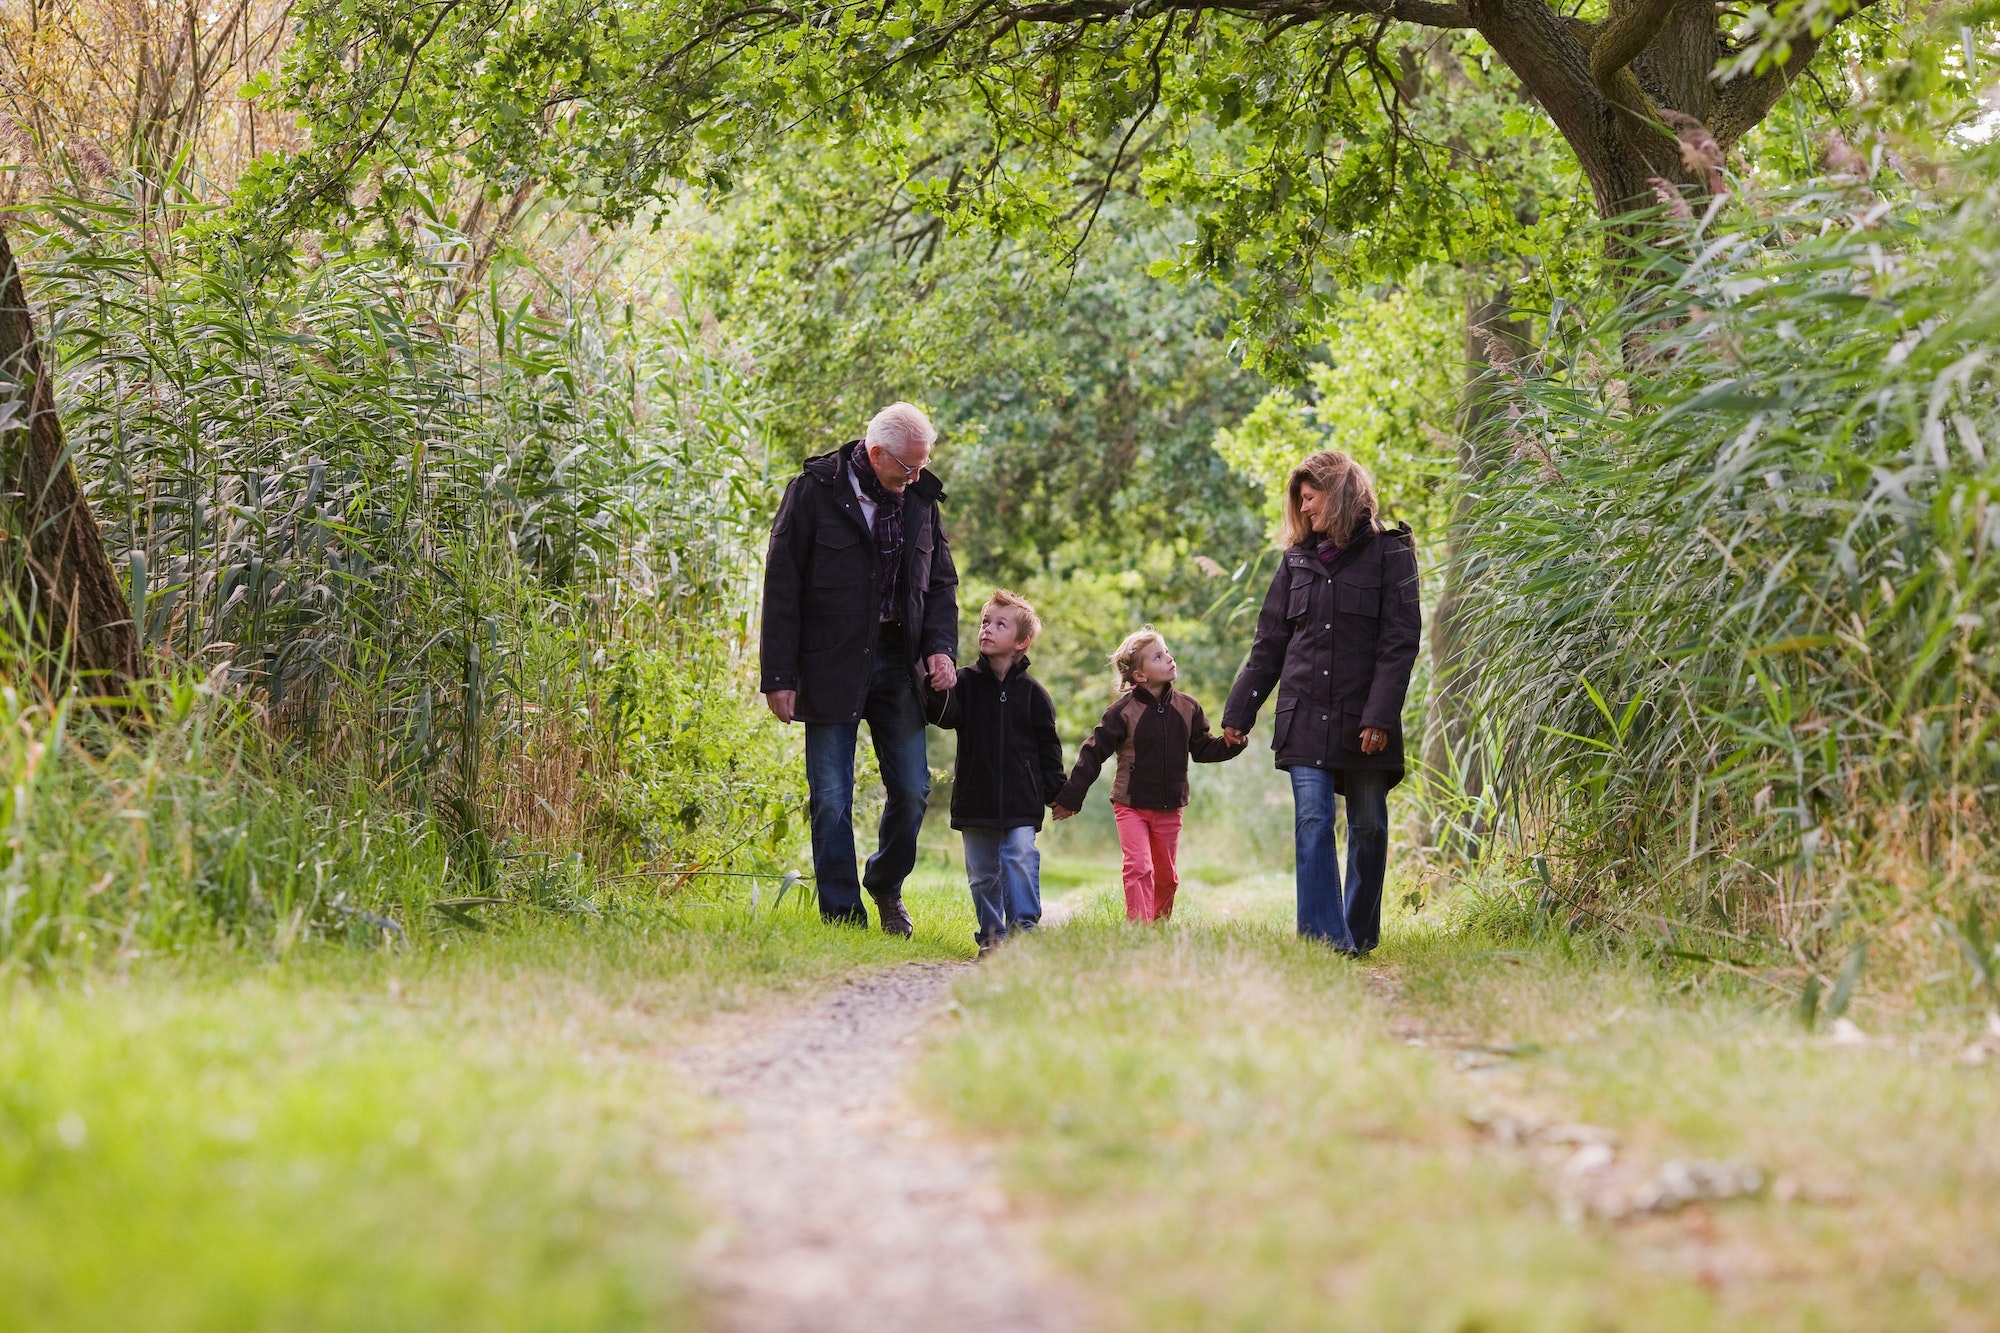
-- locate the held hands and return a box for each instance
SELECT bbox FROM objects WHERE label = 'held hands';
[927,653,957,692]
[1219,723,1385,752]
[765,690,796,724]
[1050,805,1075,821]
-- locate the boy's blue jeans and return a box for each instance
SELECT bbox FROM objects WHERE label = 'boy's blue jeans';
[961,826,1041,943]
[1290,766,1391,952]
[803,651,931,925]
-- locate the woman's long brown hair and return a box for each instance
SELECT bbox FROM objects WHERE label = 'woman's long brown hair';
[1280,450,1379,548]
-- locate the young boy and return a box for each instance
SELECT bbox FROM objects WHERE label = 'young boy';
[1052,628,1244,923]
[925,590,1067,953]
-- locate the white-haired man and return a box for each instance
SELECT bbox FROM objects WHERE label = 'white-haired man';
[759,403,959,932]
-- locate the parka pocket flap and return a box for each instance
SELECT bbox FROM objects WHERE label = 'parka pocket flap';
[1273,696,1298,748]
[815,524,862,549]
[1337,579,1381,616]
[1285,570,1316,619]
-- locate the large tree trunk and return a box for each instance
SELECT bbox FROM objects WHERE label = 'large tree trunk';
[1463,0,1833,224]
[0,222,139,686]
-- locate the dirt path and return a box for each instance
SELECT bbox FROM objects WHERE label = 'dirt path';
[675,951,1078,1333]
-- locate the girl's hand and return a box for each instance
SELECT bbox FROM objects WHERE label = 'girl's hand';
[1050,805,1075,821]
[1359,727,1389,755]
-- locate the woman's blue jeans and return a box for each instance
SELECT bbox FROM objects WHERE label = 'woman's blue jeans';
[1290,766,1391,952]
[961,826,1041,943]
[803,650,931,925]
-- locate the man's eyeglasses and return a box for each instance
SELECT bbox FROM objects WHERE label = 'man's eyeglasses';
[874,447,923,480]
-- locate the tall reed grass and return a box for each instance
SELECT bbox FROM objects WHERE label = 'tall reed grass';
[1450,169,2000,1003]
[1,181,802,967]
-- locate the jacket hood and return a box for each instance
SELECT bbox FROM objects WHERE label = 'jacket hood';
[1285,519,1415,561]
[802,441,946,503]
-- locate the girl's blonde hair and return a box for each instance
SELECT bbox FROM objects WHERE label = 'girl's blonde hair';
[1111,626,1166,693]
[1281,449,1379,548]
[983,588,1042,646]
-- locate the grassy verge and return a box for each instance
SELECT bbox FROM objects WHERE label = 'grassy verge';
[925,866,2000,1331]
[0,871,975,1331]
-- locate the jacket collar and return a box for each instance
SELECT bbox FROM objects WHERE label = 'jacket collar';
[803,441,946,503]
[969,652,1031,681]
[1287,521,1378,576]
[1130,681,1174,708]
[1286,520,1379,557]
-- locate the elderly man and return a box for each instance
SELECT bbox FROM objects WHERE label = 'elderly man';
[760,403,959,932]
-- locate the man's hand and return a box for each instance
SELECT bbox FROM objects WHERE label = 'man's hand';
[1222,727,1248,747]
[1360,726,1389,755]
[1050,805,1075,821]
[927,654,957,692]
[765,690,797,725]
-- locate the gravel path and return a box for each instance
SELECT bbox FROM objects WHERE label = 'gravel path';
[676,954,1078,1333]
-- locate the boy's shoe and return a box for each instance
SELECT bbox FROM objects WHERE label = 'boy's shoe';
[976,938,998,959]
[870,890,914,938]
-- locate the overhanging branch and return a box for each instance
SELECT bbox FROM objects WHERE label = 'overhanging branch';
[1711,0,1883,148]
[1002,0,1471,30]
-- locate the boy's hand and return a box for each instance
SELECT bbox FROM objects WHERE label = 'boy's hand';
[1050,805,1075,821]
[926,654,957,691]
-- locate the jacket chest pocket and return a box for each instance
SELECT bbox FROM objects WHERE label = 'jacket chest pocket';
[1285,569,1318,621]
[1337,578,1381,617]
[810,524,865,587]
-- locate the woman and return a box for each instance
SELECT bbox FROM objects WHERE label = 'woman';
[1221,450,1421,953]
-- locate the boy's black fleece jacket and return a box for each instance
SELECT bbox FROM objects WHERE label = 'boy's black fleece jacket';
[924,655,1067,831]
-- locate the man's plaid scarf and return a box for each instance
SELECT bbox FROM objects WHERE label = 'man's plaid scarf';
[850,440,907,621]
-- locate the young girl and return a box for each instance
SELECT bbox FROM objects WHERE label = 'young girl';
[1051,628,1244,922]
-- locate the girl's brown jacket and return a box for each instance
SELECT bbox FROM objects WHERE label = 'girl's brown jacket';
[1054,683,1243,812]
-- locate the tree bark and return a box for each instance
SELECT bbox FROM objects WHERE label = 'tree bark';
[0,221,139,686]
[1457,0,1862,222]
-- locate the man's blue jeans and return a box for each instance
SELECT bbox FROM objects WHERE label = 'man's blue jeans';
[803,649,931,925]
[1290,766,1391,952]
[961,826,1041,943]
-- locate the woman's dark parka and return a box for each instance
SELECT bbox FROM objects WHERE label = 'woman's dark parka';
[1221,522,1422,783]
[759,444,959,724]
[924,656,1067,831]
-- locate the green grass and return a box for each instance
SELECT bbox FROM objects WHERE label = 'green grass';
[0,872,976,1331]
[925,865,2000,1331]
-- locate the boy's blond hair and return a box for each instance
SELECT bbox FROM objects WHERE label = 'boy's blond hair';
[984,589,1042,647]
[1111,626,1166,693]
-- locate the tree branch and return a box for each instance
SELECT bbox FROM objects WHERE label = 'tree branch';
[1587,0,1678,99]
[1002,0,1471,30]
[1709,0,1880,148]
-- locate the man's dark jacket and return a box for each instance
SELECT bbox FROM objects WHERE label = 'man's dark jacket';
[760,444,959,724]
[1221,522,1422,784]
[923,655,1066,831]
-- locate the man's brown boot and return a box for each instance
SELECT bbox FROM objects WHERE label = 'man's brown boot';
[870,891,914,938]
